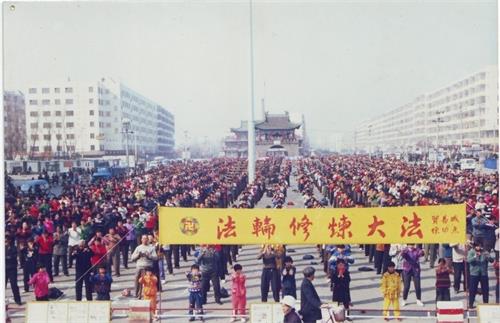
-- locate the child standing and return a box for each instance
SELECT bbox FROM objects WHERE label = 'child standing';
[435,258,453,301]
[380,261,402,321]
[138,267,158,320]
[186,264,204,322]
[91,266,113,300]
[282,256,297,299]
[29,264,51,301]
[231,264,247,323]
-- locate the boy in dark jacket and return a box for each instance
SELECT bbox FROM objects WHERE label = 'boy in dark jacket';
[91,266,113,300]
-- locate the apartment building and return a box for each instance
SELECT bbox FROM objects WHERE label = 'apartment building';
[355,66,498,153]
[24,77,174,158]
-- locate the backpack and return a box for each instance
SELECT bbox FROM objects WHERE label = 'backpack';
[48,287,64,299]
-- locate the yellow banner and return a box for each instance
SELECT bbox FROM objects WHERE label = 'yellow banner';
[158,204,466,244]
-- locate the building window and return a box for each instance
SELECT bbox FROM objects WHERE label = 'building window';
[65,99,74,104]
[89,110,94,116]
[43,134,51,141]
[29,100,37,105]
[54,99,61,105]
[106,111,111,117]
[55,122,62,128]
[65,87,73,93]
[32,146,39,152]
[42,99,50,105]
[55,134,62,140]
[99,111,104,117]
[90,121,95,127]
[54,88,60,93]
[44,146,52,152]
[106,123,111,128]
[89,98,94,104]
[99,122,104,128]
[31,135,38,140]
[57,146,62,152]
[100,145,104,151]
[30,111,38,117]
[66,134,75,140]
[55,111,62,116]
[29,88,37,94]
[90,145,95,151]
[90,133,95,139]
[43,122,51,129]
[66,110,74,116]
[66,122,74,128]
[89,86,94,92]
[30,123,38,129]
[42,88,50,94]
[42,111,50,117]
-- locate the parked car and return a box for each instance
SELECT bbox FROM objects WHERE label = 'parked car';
[460,158,477,171]
[20,179,50,195]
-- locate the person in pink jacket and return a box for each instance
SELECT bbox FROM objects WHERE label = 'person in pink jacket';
[231,264,247,323]
[29,264,51,301]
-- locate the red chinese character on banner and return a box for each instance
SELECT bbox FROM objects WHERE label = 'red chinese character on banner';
[252,216,276,240]
[289,215,313,241]
[400,212,423,239]
[328,214,353,239]
[367,215,385,238]
[216,216,237,240]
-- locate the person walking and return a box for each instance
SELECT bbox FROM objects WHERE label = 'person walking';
[299,267,326,323]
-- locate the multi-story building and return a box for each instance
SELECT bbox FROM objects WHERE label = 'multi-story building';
[354,66,499,153]
[24,77,175,158]
[224,112,303,158]
[3,90,27,159]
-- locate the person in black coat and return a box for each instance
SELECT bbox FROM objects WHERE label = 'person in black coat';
[299,266,325,323]
[5,236,22,305]
[20,239,38,292]
[73,240,94,301]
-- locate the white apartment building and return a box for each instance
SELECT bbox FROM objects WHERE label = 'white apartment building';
[24,77,174,158]
[354,66,499,153]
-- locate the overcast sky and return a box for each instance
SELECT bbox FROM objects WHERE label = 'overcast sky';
[3,0,497,148]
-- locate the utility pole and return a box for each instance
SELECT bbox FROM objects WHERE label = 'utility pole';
[247,0,256,184]
[123,118,131,169]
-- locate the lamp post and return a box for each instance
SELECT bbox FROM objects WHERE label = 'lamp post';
[122,118,131,169]
[247,0,256,184]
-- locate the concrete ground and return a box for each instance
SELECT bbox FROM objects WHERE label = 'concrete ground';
[6,163,495,322]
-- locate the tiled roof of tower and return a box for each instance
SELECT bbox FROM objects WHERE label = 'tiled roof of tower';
[230,113,301,132]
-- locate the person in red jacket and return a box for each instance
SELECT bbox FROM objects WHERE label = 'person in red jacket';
[89,237,107,274]
[231,264,247,322]
[35,231,54,282]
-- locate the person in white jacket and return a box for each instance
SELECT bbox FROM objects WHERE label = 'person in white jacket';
[131,235,158,298]
[389,244,406,274]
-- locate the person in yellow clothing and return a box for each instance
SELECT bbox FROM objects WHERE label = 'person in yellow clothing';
[138,267,159,320]
[380,261,402,321]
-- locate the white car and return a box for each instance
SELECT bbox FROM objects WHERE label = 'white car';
[460,158,477,171]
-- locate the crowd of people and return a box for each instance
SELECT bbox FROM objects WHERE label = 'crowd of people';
[4,155,500,322]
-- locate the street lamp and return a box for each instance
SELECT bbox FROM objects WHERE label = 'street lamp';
[122,118,131,169]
